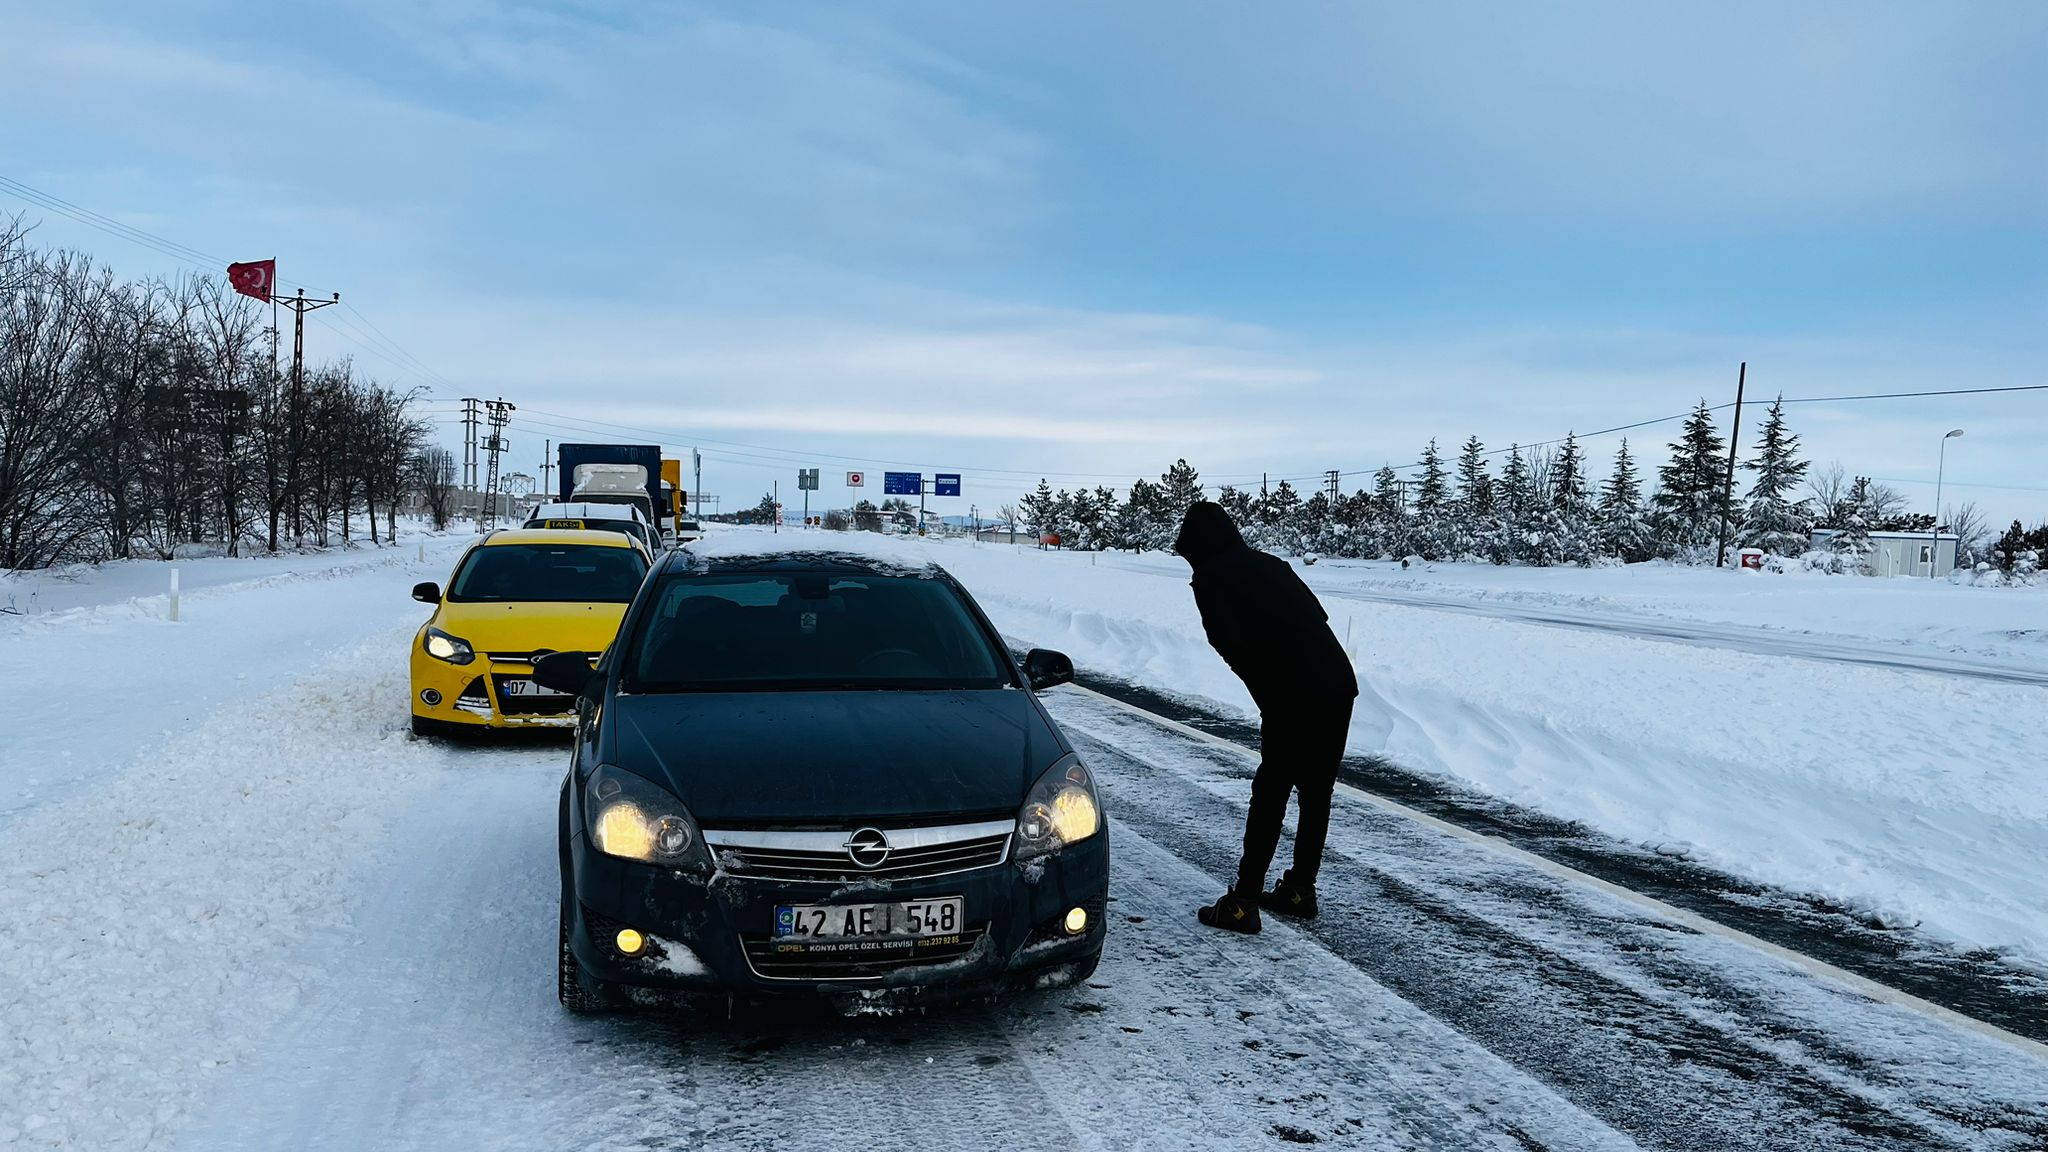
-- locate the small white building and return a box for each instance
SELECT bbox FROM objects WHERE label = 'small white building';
[1809,529,1959,577]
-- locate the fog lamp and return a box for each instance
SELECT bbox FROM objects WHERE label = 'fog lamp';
[419,688,442,706]
[1064,907,1088,935]
[614,928,645,956]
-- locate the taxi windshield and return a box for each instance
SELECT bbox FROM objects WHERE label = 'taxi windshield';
[448,543,647,603]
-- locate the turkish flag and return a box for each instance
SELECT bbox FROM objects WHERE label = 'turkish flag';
[227,259,276,303]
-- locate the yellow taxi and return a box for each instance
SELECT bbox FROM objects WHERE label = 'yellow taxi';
[409,528,649,736]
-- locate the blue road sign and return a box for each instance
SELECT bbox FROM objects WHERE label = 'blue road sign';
[934,473,962,497]
[883,471,922,496]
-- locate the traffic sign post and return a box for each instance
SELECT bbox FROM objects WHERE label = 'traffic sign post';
[883,471,921,495]
[846,470,865,488]
[934,473,961,497]
[797,468,819,527]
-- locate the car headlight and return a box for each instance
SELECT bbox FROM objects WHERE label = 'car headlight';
[422,626,475,665]
[584,764,710,872]
[1015,755,1101,860]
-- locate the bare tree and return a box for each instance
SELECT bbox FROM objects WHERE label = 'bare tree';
[414,446,457,530]
[1945,501,1993,567]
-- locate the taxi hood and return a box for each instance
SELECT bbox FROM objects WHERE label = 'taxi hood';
[431,600,629,656]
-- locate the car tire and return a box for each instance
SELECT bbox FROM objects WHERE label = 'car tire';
[558,902,620,1014]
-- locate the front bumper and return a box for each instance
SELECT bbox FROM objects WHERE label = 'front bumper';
[409,648,577,729]
[565,825,1109,1005]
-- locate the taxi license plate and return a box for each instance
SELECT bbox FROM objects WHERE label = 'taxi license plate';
[775,897,964,940]
[499,678,564,697]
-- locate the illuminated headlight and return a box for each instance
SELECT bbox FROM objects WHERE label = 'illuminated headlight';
[585,764,709,871]
[1015,756,1102,860]
[422,626,475,665]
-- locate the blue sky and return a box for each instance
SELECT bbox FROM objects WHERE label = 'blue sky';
[3,1,2043,520]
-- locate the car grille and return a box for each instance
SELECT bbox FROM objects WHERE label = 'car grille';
[707,825,1012,884]
[739,926,987,981]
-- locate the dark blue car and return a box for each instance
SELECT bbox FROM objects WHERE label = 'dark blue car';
[533,546,1108,1013]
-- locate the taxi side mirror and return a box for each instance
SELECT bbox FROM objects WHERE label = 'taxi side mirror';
[411,581,441,604]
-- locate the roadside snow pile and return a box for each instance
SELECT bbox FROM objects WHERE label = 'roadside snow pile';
[0,633,442,1149]
[927,540,2048,973]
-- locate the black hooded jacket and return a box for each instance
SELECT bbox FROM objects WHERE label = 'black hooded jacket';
[1174,502,1359,711]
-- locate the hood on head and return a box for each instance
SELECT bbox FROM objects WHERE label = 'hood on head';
[1173,501,1246,564]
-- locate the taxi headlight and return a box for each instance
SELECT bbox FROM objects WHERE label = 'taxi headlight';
[1015,756,1102,860]
[422,626,475,665]
[585,764,710,872]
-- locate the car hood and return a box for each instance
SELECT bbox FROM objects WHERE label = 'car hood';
[431,601,629,656]
[606,689,1066,825]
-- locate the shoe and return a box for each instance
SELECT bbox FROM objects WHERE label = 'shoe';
[1196,891,1262,934]
[1259,873,1318,920]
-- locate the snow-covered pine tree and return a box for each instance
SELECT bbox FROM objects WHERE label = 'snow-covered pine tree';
[1255,480,1302,552]
[1549,433,1596,565]
[1115,478,1164,551]
[1065,487,1105,550]
[1598,438,1655,563]
[1019,479,1057,547]
[1157,459,1203,525]
[1216,484,1255,526]
[1652,401,1731,559]
[1491,444,1534,563]
[1827,477,1875,573]
[1739,396,1812,556]
[1369,465,1405,558]
[1409,440,1452,559]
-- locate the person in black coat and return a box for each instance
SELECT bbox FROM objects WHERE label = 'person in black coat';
[1174,501,1358,934]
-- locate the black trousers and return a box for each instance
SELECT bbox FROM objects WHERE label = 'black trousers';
[1236,698,1354,895]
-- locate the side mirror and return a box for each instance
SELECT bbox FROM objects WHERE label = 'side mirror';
[411,581,441,604]
[532,650,600,697]
[1022,648,1075,691]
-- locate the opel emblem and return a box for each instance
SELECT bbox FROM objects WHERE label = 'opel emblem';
[845,827,892,869]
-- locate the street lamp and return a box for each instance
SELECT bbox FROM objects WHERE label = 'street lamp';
[1932,429,1964,577]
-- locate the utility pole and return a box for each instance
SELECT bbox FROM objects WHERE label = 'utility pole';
[1325,469,1342,505]
[277,288,340,543]
[1715,361,1747,568]
[693,448,702,518]
[772,480,779,534]
[459,398,480,529]
[540,439,554,502]
[481,398,514,530]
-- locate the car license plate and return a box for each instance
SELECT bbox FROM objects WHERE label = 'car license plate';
[775,897,964,940]
[498,678,564,697]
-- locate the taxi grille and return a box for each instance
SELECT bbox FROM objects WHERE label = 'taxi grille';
[713,832,1010,884]
[739,926,987,981]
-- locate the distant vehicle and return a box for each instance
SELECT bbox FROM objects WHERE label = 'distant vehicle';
[661,457,686,541]
[525,501,656,556]
[408,528,650,737]
[674,519,705,545]
[558,444,664,540]
[535,548,1105,1013]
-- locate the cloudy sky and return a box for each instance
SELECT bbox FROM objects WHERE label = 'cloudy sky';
[4,1,2043,520]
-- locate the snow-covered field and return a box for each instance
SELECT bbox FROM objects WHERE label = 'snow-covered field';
[2,528,2043,1150]
[922,538,2048,972]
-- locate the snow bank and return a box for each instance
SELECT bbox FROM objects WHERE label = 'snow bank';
[0,634,442,1148]
[922,540,2048,973]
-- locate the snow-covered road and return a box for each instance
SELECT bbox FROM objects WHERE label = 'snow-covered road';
[5,540,2045,1150]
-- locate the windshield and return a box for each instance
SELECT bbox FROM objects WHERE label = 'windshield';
[626,571,1011,692]
[448,543,648,603]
